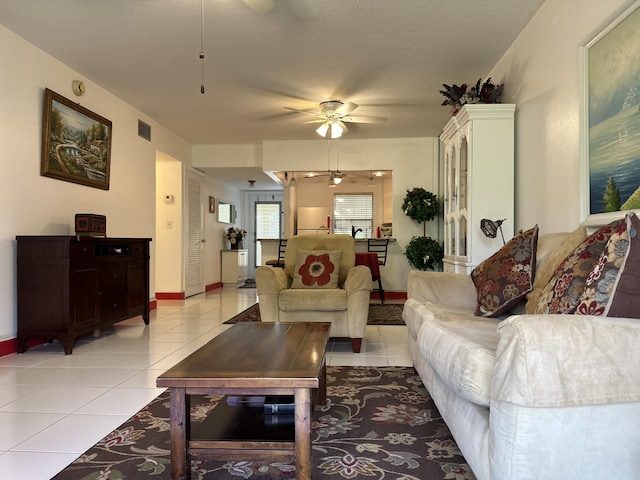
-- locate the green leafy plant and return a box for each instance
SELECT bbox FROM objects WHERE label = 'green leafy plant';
[404,236,444,271]
[440,77,504,115]
[401,187,438,236]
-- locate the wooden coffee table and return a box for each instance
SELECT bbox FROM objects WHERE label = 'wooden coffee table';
[156,321,330,480]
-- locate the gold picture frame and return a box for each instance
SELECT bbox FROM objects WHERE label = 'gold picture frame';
[41,88,112,190]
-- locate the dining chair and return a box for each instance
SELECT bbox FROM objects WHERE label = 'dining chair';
[367,238,390,303]
[265,239,287,268]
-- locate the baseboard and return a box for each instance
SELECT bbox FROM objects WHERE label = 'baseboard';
[0,338,18,357]
[206,282,223,292]
[370,291,407,301]
[155,292,185,300]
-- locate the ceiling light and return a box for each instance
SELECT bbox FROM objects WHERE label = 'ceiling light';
[332,175,342,185]
[315,120,345,139]
[289,173,297,187]
[248,179,256,188]
[375,171,383,177]
[328,181,337,188]
[330,122,343,139]
[316,122,329,137]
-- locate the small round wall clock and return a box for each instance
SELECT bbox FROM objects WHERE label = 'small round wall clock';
[72,80,85,96]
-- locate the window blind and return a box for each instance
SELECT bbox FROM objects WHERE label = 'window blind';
[333,194,373,237]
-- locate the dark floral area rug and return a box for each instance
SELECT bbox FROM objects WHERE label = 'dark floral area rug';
[54,366,474,480]
[225,304,405,326]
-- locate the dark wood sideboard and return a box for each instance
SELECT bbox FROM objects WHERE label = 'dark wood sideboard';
[16,236,151,354]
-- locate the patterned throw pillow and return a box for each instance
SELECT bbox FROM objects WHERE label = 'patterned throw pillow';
[291,250,342,289]
[471,225,539,317]
[576,213,639,318]
[533,219,624,314]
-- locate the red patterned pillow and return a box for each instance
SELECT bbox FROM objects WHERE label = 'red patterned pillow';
[534,219,624,314]
[471,225,539,317]
[291,250,342,289]
[576,213,639,317]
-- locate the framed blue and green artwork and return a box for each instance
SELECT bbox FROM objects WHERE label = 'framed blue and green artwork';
[580,1,640,223]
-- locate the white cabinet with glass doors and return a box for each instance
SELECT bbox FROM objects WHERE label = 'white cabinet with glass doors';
[440,104,515,273]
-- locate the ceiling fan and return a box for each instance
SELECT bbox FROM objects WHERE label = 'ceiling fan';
[285,101,387,138]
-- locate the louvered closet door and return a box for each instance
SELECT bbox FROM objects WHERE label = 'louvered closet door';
[184,168,204,297]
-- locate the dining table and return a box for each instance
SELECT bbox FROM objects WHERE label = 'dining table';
[355,251,381,280]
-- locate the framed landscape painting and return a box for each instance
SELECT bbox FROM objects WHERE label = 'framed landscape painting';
[41,88,112,190]
[581,2,640,223]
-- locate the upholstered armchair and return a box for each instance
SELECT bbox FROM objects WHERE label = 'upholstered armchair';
[255,234,372,352]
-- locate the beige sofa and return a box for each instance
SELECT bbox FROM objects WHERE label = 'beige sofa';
[256,234,372,352]
[403,224,640,480]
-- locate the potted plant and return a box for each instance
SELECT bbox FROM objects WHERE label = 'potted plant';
[225,227,247,249]
[401,187,443,270]
[401,187,438,236]
[404,235,444,270]
[440,77,504,115]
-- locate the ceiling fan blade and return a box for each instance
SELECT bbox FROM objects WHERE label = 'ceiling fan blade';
[335,102,358,115]
[341,115,388,124]
[284,107,322,118]
[303,119,327,124]
[304,172,330,178]
[241,0,274,14]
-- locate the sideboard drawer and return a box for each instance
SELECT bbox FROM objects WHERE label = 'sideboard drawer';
[100,262,127,290]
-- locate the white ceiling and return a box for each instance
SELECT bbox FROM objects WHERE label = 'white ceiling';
[0,0,544,190]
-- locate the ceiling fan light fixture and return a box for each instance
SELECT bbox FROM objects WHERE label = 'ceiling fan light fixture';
[367,172,375,187]
[330,121,343,139]
[332,175,343,185]
[316,122,330,137]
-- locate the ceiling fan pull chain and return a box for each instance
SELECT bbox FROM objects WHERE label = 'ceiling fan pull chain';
[199,0,205,94]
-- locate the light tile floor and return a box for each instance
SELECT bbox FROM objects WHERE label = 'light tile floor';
[0,286,410,479]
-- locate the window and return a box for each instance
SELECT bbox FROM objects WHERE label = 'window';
[333,194,373,237]
[255,202,281,266]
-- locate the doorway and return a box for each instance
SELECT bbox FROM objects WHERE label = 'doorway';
[245,192,283,278]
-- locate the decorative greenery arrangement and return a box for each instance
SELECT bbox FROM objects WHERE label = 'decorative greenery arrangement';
[404,236,444,271]
[402,187,443,270]
[225,227,247,245]
[440,77,504,115]
[401,187,438,236]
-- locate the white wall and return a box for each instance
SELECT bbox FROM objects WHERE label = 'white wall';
[489,0,635,233]
[201,174,245,287]
[0,25,191,341]
[156,158,184,293]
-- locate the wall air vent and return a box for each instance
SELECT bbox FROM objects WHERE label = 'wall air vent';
[138,120,151,141]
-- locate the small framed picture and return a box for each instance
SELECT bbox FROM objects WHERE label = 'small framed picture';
[209,196,216,214]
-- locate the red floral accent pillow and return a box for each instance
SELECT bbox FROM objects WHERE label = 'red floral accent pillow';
[291,250,342,289]
[576,213,639,318]
[471,225,539,317]
[533,219,624,315]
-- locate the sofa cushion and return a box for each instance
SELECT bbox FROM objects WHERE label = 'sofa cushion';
[471,225,539,317]
[533,220,623,314]
[608,213,640,317]
[417,310,500,407]
[279,287,348,311]
[576,213,640,317]
[291,250,342,289]
[525,226,587,313]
